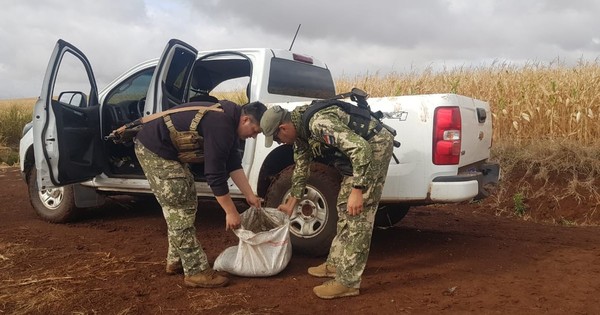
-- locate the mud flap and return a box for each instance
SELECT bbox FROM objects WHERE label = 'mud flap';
[73,184,105,208]
[475,163,501,200]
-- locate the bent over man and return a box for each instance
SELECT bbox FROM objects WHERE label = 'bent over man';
[260,101,394,299]
[135,100,266,288]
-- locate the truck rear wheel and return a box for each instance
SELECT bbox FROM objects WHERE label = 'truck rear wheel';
[27,168,78,223]
[265,163,341,257]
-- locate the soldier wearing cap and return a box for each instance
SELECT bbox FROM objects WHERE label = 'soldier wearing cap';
[260,103,394,299]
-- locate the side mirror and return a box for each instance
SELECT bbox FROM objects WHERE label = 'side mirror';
[58,91,88,107]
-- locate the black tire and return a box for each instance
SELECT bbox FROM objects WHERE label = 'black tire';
[27,168,78,223]
[265,163,341,257]
[375,204,410,228]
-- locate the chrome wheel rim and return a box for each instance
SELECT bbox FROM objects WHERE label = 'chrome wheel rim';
[285,185,329,239]
[38,187,64,210]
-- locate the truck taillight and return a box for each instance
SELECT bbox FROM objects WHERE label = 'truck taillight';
[433,106,461,165]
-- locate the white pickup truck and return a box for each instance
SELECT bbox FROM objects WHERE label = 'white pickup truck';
[20,39,499,256]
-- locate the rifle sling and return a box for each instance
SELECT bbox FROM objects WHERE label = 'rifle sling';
[126,103,223,129]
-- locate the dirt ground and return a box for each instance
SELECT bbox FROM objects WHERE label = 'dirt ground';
[1,166,600,314]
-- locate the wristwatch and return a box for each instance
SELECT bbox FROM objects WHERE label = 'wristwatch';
[352,185,365,190]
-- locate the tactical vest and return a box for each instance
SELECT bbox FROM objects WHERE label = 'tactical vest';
[163,103,221,163]
[297,100,386,176]
[300,99,383,141]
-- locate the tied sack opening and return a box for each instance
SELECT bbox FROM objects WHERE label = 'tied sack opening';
[214,207,292,277]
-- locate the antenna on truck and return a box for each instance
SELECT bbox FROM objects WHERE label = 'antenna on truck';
[289,24,301,51]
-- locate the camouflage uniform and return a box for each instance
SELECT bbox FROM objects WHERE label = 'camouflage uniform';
[134,139,209,276]
[290,105,394,288]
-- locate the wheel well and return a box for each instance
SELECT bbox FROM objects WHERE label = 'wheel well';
[256,145,347,198]
[23,146,35,183]
[257,145,294,197]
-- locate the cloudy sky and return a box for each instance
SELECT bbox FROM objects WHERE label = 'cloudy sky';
[1,0,599,99]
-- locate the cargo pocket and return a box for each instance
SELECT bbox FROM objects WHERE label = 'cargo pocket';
[155,164,196,211]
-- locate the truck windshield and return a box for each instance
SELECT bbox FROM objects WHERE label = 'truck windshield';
[267,57,335,99]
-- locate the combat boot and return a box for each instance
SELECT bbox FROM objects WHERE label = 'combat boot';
[184,268,229,288]
[165,261,183,275]
[313,279,359,299]
[307,262,336,278]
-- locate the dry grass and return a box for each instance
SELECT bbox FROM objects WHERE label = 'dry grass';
[0,240,67,314]
[481,139,600,225]
[0,237,277,314]
[0,98,34,165]
[337,60,600,146]
[0,98,36,110]
[213,91,248,105]
[6,59,600,148]
[0,239,157,314]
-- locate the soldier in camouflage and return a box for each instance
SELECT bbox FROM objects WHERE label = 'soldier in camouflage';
[260,103,394,299]
[135,100,267,288]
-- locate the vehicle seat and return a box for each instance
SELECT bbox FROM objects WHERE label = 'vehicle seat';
[189,93,218,103]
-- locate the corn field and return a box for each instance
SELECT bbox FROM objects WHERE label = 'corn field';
[3,60,600,151]
[337,60,600,146]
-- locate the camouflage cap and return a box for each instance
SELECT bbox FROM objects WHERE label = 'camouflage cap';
[260,105,289,148]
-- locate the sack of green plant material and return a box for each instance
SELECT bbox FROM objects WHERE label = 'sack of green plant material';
[214,207,291,277]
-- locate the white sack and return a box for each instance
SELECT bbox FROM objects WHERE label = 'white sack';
[213,207,292,277]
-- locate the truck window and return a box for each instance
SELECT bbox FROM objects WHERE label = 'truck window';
[103,67,154,138]
[267,57,335,99]
[52,52,94,107]
[189,54,252,104]
[166,47,196,102]
[105,67,154,105]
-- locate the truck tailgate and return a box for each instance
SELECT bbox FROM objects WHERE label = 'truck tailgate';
[453,95,493,166]
[368,94,493,167]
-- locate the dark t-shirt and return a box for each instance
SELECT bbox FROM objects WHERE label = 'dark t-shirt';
[136,100,242,196]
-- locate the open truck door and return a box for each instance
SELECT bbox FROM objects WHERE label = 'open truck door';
[145,39,198,114]
[33,39,103,189]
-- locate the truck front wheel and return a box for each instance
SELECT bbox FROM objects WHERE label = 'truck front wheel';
[27,168,78,223]
[265,163,341,257]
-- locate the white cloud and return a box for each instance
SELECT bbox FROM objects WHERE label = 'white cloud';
[1,0,599,98]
